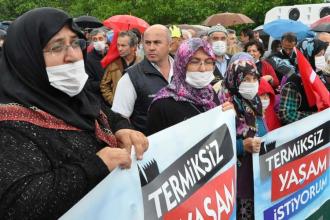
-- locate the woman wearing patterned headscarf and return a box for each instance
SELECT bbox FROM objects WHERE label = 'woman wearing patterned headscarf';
[224,52,267,220]
[297,38,328,72]
[147,38,233,135]
[297,38,330,91]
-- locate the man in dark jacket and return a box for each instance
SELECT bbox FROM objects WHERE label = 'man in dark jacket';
[111,24,174,134]
[266,32,298,82]
[274,33,318,125]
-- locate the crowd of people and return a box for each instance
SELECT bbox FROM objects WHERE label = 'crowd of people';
[0,7,329,220]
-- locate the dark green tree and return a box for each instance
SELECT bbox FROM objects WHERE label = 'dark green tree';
[0,0,325,27]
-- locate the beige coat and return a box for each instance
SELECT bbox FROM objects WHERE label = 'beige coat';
[100,56,142,105]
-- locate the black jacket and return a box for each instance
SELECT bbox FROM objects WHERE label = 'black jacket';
[0,118,109,219]
[212,54,231,85]
[85,49,106,93]
[147,94,220,135]
[127,59,169,134]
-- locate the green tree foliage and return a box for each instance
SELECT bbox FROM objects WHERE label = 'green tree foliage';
[0,0,324,27]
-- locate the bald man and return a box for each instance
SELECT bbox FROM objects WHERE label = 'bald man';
[111,25,174,134]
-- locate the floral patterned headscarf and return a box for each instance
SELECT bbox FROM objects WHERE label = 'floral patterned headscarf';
[152,38,217,110]
[297,38,328,71]
[225,52,262,138]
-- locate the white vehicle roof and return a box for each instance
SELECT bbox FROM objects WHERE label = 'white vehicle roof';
[264,3,330,26]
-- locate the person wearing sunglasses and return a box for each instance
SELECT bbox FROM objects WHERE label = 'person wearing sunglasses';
[0,7,148,219]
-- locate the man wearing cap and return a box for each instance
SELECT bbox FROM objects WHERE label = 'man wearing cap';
[169,25,183,57]
[207,24,231,82]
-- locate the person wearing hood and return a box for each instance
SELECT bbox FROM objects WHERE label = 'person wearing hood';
[147,38,233,135]
[0,8,148,219]
[258,78,281,131]
[207,24,231,82]
[224,52,266,220]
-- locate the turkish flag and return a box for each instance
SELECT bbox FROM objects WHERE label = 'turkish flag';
[100,23,120,68]
[295,48,330,111]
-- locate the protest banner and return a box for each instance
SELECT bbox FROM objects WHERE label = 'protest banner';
[60,107,237,220]
[253,108,330,220]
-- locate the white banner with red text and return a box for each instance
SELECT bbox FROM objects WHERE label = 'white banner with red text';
[253,108,330,220]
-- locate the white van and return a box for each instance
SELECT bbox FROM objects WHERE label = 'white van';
[264,3,330,26]
[262,3,330,53]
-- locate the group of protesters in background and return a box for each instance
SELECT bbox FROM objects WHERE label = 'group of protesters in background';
[0,7,329,220]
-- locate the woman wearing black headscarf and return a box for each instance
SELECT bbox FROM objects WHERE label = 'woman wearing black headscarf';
[0,8,147,219]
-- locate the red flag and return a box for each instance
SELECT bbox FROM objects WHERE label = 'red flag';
[100,23,120,68]
[295,48,330,111]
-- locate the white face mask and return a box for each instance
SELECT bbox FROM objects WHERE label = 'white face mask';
[93,41,106,52]
[46,60,88,97]
[212,40,227,56]
[238,81,259,100]
[261,98,270,110]
[185,71,215,89]
[314,55,326,71]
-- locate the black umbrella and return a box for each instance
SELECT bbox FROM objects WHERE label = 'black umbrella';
[311,23,330,33]
[74,15,103,29]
